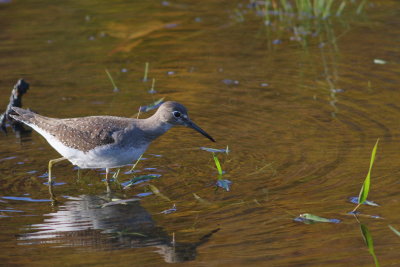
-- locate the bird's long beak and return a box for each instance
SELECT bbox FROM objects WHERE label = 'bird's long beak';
[185,119,215,142]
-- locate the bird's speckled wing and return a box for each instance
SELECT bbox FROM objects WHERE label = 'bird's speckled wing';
[14,109,135,152]
[54,116,134,151]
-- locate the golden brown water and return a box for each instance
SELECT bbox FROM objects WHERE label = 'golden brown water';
[1,0,400,266]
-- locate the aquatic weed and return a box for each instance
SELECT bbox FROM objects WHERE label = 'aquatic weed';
[352,139,379,212]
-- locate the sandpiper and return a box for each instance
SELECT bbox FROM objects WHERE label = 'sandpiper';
[11,101,215,184]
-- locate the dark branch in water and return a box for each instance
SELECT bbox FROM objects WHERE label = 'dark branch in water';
[0,79,30,135]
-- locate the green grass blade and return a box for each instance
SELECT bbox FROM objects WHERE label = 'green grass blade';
[212,153,223,176]
[389,225,400,238]
[322,0,334,19]
[356,0,368,15]
[357,139,379,205]
[336,1,346,16]
[129,154,143,172]
[105,69,118,91]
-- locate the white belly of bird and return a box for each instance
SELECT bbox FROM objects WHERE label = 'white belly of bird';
[31,124,147,169]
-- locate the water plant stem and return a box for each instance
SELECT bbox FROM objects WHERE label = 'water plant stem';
[352,138,379,212]
[105,69,119,92]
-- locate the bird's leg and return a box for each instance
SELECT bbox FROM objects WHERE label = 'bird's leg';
[105,168,112,193]
[105,168,110,182]
[48,157,67,184]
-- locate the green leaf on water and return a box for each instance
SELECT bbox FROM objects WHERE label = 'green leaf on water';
[389,225,400,238]
[355,139,379,210]
[200,145,229,154]
[295,213,340,223]
[360,224,380,267]
[212,153,223,176]
[300,213,331,223]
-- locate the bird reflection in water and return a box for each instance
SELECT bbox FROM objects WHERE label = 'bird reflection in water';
[19,186,219,263]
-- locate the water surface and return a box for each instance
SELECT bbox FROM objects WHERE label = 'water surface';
[1,0,400,266]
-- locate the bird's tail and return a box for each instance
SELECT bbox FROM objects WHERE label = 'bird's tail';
[10,107,36,125]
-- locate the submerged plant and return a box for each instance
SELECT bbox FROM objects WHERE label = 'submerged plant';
[360,224,380,267]
[352,139,379,212]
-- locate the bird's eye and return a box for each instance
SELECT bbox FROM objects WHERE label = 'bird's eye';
[172,111,181,118]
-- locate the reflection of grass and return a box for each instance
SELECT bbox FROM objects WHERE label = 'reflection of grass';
[143,62,149,82]
[262,0,367,21]
[248,0,368,46]
[360,224,380,267]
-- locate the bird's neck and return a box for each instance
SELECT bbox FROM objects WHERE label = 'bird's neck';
[139,114,173,141]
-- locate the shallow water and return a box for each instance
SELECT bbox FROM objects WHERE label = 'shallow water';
[1,0,400,266]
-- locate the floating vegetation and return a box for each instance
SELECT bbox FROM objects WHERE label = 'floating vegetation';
[294,213,341,224]
[101,197,139,208]
[160,204,177,214]
[122,174,161,189]
[200,146,229,154]
[349,197,379,207]
[143,62,149,82]
[139,98,165,112]
[389,225,400,238]
[352,139,379,212]
[373,59,387,65]
[360,224,380,267]
[105,69,119,92]
[216,179,232,192]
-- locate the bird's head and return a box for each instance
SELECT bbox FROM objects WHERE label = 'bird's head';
[156,101,215,142]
